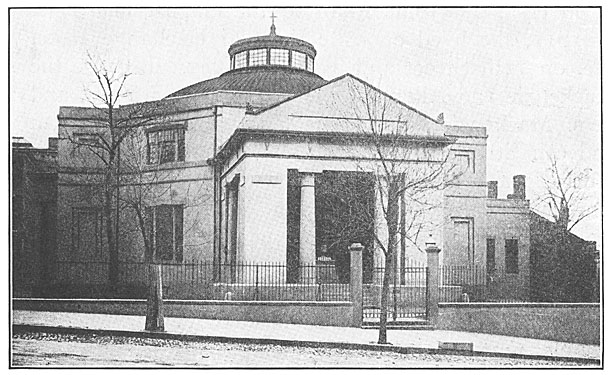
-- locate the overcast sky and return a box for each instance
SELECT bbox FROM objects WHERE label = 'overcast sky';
[9,7,602,242]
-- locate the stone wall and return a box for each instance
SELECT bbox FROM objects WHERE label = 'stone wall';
[13,298,355,327]
[439,302,600,345]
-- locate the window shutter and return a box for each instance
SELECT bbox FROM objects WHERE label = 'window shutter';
[144,207,154,257]
[156,205,174,261]
[177,129,185,162]
[174,205,184,262]
[505,239,519,274]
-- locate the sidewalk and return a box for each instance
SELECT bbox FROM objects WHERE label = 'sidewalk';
[12,310,600,363]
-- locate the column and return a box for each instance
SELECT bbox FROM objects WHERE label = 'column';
[299,173,316,282]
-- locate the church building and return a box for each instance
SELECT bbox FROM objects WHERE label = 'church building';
[41,20,596,302]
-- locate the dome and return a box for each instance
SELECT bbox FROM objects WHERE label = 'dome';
[166,66,326,98]
[166,21,326,98]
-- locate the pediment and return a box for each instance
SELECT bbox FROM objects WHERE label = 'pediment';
[240,74,445,138]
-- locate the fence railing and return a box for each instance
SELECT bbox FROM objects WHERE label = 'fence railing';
[47,260,350,302]
[37,260,530,303]
[440,265,529,302]
[363,265,428,321]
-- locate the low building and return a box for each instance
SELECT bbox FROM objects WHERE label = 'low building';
[12,137,58,296]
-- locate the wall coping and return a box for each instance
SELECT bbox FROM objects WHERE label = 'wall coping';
[440,302,599,309]
[13,298,352,308]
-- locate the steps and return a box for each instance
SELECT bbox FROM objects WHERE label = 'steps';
[361,320,434,330]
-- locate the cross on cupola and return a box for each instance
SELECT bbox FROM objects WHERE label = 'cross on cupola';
[270,12,277,36]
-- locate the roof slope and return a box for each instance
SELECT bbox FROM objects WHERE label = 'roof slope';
[166,67,327,98]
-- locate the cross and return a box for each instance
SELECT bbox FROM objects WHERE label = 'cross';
[270,12,277,26]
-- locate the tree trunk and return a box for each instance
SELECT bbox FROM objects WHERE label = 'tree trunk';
[145,262,164,331]
[378,245,395,344]
[378,179,400,345]
[104,170,118,286]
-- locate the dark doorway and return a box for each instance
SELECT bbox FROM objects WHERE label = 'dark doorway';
[315,171,375,283]
[286,170,375,284]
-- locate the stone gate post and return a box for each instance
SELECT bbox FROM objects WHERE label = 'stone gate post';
[426,239,441,328]
[349,243,364,328]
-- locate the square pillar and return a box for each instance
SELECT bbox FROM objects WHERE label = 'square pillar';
[350,243,364,328]
[426,240,441,327]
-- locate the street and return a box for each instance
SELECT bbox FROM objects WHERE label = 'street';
[12,331,593,368]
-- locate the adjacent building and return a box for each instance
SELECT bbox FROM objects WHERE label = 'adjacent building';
[12,136,58,296]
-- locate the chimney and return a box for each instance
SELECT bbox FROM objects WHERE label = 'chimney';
[487,181,498,199]
[48,137,59,150]
[513,175,526,200]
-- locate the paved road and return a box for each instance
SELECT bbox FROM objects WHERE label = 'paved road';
[11,332,593,368]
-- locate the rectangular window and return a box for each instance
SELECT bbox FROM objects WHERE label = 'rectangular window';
[291,51,306,69]
[249,48,267,66]
[451,217,474,264]
[146,205,184,262]
[453,149,476,174]
[234,51,247,69]
[306,56,314,72]
[72,207,104,255]
[74,133,100,146]
[486,238,496,274]
[270,48,289,65]
[147,127,185,164]
[505,239,519,274]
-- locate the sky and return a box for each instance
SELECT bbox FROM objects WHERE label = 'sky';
[8,7,602,242]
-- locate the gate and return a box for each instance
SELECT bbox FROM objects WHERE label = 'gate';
[362,263,428,322]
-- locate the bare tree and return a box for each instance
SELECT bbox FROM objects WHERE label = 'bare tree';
[66,54,168,285]
[541,154,597,232]
[329,79,461,344]
[533,154,599,303]
[118,123,210,331]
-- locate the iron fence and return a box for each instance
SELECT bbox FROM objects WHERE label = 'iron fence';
[440,265,529,302]
[46,260,350,302]
[363,263,428,321]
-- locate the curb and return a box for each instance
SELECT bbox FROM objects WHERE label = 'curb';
[12,324,601,365]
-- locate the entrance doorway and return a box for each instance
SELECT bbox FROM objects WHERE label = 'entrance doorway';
[285,169,375,283]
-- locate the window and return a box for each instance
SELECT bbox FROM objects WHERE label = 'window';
[451,217,474,264]
[249,49,267,66]
[291,51,306,69]
[453,149,476,174]
[74,133,101,146]
[486,238,496,274]
[147,127,185,164]
[306,56,314,72]
[234,51,247,69]
[146,205,184,262]
[505,239,519,274]
[270,48,289,65]
[72,207,104,255]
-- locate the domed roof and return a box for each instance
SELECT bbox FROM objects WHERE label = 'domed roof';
[166,66,327,98]
[166,21,326,98]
